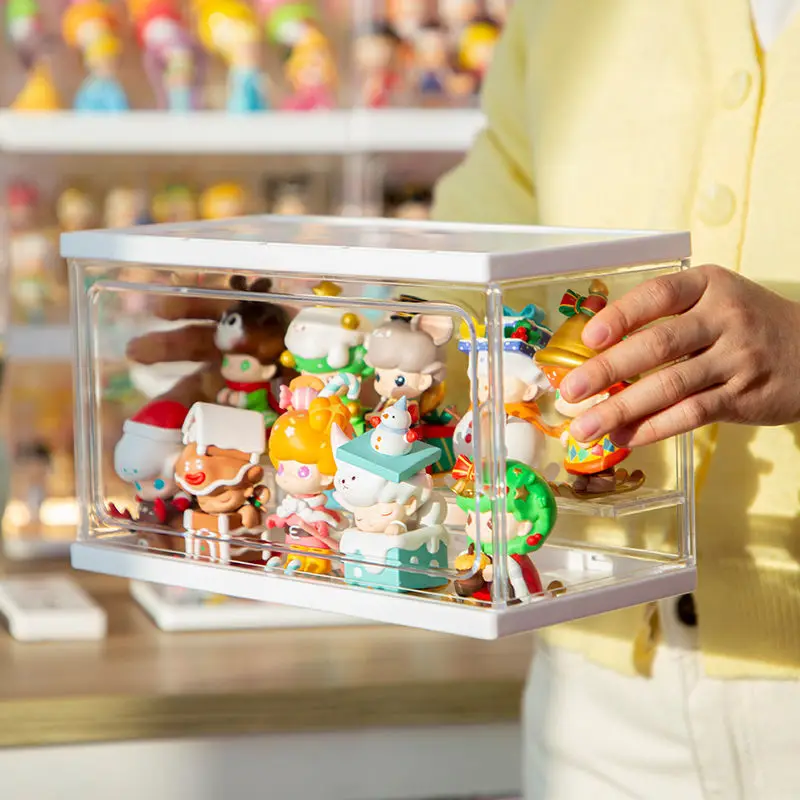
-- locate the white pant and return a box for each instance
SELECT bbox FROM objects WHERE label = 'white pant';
[523,599,800,799]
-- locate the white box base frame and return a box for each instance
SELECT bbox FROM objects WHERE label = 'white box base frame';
[74,542,695,640]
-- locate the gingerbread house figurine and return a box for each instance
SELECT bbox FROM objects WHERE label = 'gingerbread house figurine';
[175,402,268,563]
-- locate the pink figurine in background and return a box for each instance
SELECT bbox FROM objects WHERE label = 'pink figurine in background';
[110,399,192,529]
[281,28,337,110]
[7,181,40,233]
[128,0,203,111]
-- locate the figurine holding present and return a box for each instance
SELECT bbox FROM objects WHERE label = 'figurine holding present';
[265,377,352,575]
[454,305,561,469]
[332,411,449,593]
[175,402,269,563]
[535,280,645,497]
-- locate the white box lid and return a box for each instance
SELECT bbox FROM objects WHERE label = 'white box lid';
[61,215,691,285]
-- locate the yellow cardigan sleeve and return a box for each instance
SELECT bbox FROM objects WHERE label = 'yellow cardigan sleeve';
[432,1,538,225]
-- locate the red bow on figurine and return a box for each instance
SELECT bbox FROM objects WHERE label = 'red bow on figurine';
[452,454,476,482]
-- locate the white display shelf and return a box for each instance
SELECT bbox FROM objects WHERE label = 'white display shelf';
[129,580,369,632]
[2,536,71,561]
[62,215,691,285]
[0,109,485,155]
[73,540,696,640]
[6,324,73,360]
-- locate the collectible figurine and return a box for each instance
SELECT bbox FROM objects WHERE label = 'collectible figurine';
[387,0,427,40]
[215,276,288,431]
[486,0,509,24]
[267,176,310,215]
[62,0,129,112]
[455,17,500,94]
[195,0,268,112]
[128,0,203,111]
[175,402,269,563]
[385,185,433,220]
[280,281,374,430]
[259,0,317,46]
[412,21,451,102]
[6,0,62,110]
[10,231,54,324]
[104,187,149,228]
[264,377,353,575]
[15,442,53,523]
[281,28,337,110]
[354,22,402,108]
[454,305,560,469]
[150,183,197,223]
[110,399,192,530]
[438,0,480,41]
[535,280,645,497]
[199,182,248,220]
[332,416,449,592]
[451,458,557,603]
[365,299,457,473]
[56,187,96,232]
[7,181,39,233]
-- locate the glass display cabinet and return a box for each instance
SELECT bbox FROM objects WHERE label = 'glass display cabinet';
[63,215,695,639]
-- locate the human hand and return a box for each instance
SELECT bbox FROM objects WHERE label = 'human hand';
[560,265,800,447]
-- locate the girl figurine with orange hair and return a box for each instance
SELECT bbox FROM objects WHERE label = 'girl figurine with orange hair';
[62,1,129,111]
[194,0,268,112]
[281,27,337,110]
[265,377,354,575]
[535,281,645,497]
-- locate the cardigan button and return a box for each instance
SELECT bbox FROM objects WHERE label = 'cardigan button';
[721,71,753,109]
[697,183,736,226]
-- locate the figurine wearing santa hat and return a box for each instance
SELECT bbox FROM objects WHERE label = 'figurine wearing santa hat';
[110,399,192,528]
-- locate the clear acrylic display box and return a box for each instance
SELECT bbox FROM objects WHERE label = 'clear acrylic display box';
[63,215,696,639]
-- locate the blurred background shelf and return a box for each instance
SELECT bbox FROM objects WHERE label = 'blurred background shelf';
[0,110,484,155]
[6,324,73,361]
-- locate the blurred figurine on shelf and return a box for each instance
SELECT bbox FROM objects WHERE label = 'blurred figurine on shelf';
[194,0,268,112]
[354,22,402,108]
[385,185,433,220]
[438,0,480,41]
[265,378,352,575]
[332,418,449,592]
[280,280,374,401]
[454,305,559,469]
[365,298,457,473]
[259,0,317,46]
[56,187,96,232]
[486,0,509,25]
[10,232,54,324]
[62,0,129,112]
[110,399,192,529]
[175,402,269,563]
[199,182,248,220]
[387,0,427,40]
[412,21,451,103]
[128,0,203,111]
[15,441,53,524]
[267,175,310,215]
[452,459,557,603]
[104,187,149,228]
[534,281,645,497]
[7,180,40,233]
[151,183,197,223]
[215,276,288,431]
[6,0,62,110]
[281,28,337,110]
[454,17,500,95]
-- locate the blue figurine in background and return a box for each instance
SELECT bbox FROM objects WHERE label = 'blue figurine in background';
[62,2,130,113]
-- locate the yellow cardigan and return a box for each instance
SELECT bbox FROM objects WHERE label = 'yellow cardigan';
[433,0,800,678]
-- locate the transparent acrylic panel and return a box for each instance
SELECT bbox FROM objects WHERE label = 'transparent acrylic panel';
[68,220,695,639]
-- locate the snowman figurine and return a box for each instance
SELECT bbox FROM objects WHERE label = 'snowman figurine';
[369,396,420,456]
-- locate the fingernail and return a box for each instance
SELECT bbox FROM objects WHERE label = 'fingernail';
[583,321,610,350]
[561,370,587,402]
[570,412,600,442]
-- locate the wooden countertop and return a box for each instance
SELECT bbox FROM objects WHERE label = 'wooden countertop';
[0,561,533,748]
